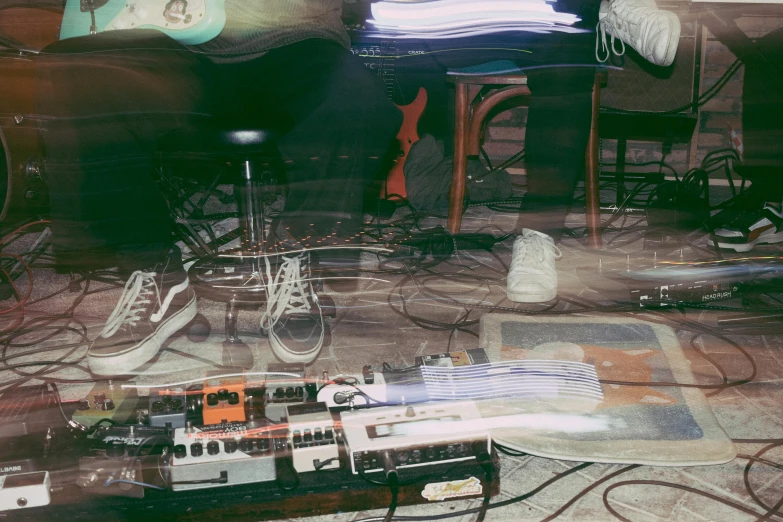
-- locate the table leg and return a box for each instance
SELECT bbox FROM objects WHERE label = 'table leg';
[585,77,602,249]
[448,82,469,234]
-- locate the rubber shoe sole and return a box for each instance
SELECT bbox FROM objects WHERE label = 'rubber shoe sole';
[268,331,323,365]
[88,294,198,376]
[507,288,557,303]
[714,231,783,253]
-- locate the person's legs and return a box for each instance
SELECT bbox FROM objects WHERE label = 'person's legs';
[516,67,594,242]
[213,39,401,363]
[35,31,212,374]
[505,67,593,303]
[225,39,402,244]
[742,26,783,206]
[35,30,212,272]
[714,27,783,252]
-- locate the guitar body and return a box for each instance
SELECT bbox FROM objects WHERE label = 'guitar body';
[60,0,226,45]
[383,87,427,200]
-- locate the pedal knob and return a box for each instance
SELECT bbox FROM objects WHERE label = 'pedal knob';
[151,400,164,413]
[227,392,240,405]
[77,399,90,411]
[174,444,187,459]
[101,399,115,411]
[190,442,203,457]
[206,393,219,406]
[207,441,220,455]
[224,440,238,454]
[285,387,295,398]
[239,439,254,453]
[217,388,229,401]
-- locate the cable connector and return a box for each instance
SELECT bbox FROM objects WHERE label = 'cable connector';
[381,450,398,482]
[67,419,89,439]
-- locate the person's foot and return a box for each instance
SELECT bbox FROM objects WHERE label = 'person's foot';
[596,0,681,67]
[261,252,325,364]
[506,229,562,303]
[87,246,197,376]
[712,204,783,252]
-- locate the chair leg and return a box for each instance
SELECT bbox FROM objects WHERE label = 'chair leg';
[585,77,603,249]
[448,83,470,234]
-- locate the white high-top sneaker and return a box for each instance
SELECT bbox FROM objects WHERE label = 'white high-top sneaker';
[596,0,681,67]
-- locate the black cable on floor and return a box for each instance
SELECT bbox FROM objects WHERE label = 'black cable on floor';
[384,472,400,522]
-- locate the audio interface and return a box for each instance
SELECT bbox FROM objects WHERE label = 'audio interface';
[340,401,490,475]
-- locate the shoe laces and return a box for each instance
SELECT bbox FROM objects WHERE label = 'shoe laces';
[100,271,161,338]
[510,233,562,273]
[596,13,626,63]
[260,253,321,329]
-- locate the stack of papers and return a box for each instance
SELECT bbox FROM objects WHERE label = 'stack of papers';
[367,0,585,39]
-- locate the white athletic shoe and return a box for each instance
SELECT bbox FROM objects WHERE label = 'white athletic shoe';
[596,0,681,67]
[506,229,562,303]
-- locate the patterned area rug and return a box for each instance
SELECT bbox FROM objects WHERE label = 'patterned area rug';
[478,315,736,466]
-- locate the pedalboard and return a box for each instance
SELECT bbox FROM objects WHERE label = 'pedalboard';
[148,390,188,429]
[340,401,490,475]
[202,373,245,425]
[285,403,340,473]
[169,421,276,491]
[0,471,50,512]
[72,381,138,428]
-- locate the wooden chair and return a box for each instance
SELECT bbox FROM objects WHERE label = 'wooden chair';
[446,70,607,248]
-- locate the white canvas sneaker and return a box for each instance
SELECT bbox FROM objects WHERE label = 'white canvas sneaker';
[506,229,562,303]
[596,0,681,67]
[260,252,325,365]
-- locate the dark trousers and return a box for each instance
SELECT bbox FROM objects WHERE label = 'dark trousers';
[35,34,401,271]
[387,39,596,242]
[741,26,783,202]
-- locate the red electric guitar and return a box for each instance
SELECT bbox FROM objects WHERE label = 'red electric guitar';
[382,87,427,200]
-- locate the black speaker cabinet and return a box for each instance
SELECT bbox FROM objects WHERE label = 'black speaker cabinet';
[600,19,701,142]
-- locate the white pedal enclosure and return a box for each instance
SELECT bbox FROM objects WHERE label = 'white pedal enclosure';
[286,403,340,473]
[0,471,50,511]
[316,373,388,408]
[340,401,490,475]
[169,423,276,491]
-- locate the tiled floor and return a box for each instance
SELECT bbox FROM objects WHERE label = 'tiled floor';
[1,202,782,521]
